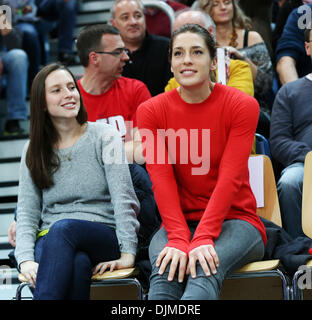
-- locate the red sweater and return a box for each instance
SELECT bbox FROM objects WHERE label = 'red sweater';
[137,84,267,254]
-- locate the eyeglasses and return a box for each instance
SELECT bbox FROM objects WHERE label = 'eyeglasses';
[94,48,129,57]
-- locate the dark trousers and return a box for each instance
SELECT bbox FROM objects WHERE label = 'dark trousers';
[33,219,120,300]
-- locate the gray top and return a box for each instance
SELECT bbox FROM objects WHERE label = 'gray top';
[15,122,140,266]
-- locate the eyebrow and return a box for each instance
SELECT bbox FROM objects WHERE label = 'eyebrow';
[173,45,204,50]
[47,81,75,89]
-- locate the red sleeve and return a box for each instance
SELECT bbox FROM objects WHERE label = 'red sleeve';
[137,98,191,253]
[188,94,260,252]
[131,80,151,128]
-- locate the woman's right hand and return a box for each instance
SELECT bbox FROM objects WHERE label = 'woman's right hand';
[20,261,39,287]
[156,246,188,283]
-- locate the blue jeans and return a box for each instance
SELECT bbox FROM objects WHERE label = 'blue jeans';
[277,162,304,239]
[33,219,120,300]
[1,49,28,121]
[148,219,264,300]
[16,22,42,85]
[36,0,77,53]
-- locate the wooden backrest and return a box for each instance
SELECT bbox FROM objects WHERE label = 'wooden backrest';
[302,151,312,238]
[251,155,282,227]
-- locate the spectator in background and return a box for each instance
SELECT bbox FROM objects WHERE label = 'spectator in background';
[272,0,303,52]
[0,5,28,135]
[144,0,188,38]
[110,0,172,96]
[270,26,312,239]
[275,2,312,84]
[196,0,273,138]
[165,9,254,97]
[6,0,41,88]
[35,0,78,65]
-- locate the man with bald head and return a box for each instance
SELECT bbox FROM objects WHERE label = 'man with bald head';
[165,9,254,96]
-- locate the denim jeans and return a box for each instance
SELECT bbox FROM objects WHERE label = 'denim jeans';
[148,219,264,300]
[36,0,77,53]
[16,22,41,85]
[277,162,304,239]
[1,49,28,121]
[33,219,120,300]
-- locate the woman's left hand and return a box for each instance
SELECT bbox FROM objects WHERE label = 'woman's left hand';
[224,46,245,60]
[187,244,219,279]
[93,252,135,275]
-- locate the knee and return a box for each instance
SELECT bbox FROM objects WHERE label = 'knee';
[48,219,75,237]
[4,49,28,69]
[278,167,303,193]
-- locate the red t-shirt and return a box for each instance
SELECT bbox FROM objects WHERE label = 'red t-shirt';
[78,77,151,140]
[137,84,267,254]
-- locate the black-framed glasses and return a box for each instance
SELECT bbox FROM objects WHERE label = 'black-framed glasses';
[95,48,129,57]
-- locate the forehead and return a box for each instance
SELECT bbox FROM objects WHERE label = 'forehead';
[100,33,124,48]
[45,69,74,87]
[173,32,206,48]
[115,0,143,15]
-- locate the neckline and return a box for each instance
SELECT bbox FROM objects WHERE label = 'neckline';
[56,122,89,152]
[173,83,220,107]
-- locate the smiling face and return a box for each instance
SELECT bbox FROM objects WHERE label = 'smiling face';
[45,69,81,122]
[171,31,216,89]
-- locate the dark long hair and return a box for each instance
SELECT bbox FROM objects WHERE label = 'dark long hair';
[26,63,88,190]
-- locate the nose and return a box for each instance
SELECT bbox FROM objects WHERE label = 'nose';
[121,50,130,61]
[64,87,73,98]
[220,1,226,9]
[128,15,137,25]
[183,52,192,64]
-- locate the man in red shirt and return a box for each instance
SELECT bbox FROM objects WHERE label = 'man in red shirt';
[76,24,151,164]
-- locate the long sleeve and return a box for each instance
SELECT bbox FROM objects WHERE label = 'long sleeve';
[189,94,259,251]
[15,141,42,267]
[101,128,140,255]
[137,101,191,253]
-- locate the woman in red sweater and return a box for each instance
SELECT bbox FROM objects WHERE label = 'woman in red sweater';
[137,24,266,300]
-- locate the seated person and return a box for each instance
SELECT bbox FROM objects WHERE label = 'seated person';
[270,25,312,239]
[15,63,140,299]
[275,3,312,84]
[110,0,173,96]
[165,9,254,96]
[137,24,266,300]
[0,12,28,135]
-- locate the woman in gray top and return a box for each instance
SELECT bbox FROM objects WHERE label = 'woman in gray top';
[15,63,140,300]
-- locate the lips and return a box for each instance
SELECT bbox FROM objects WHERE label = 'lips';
[61,101,77,109]
[181,69,197,75]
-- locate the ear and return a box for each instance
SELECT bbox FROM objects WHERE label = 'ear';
[210,57,217,71]
[89,51,98,65]
[110,18,116,27]
[305,41,311,57]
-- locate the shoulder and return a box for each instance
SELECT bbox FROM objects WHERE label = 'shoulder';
[138,90,174,112]
[217,83,258,107]
[117,76,147,89]
[247,30,264,46]
[87,121,122,141]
